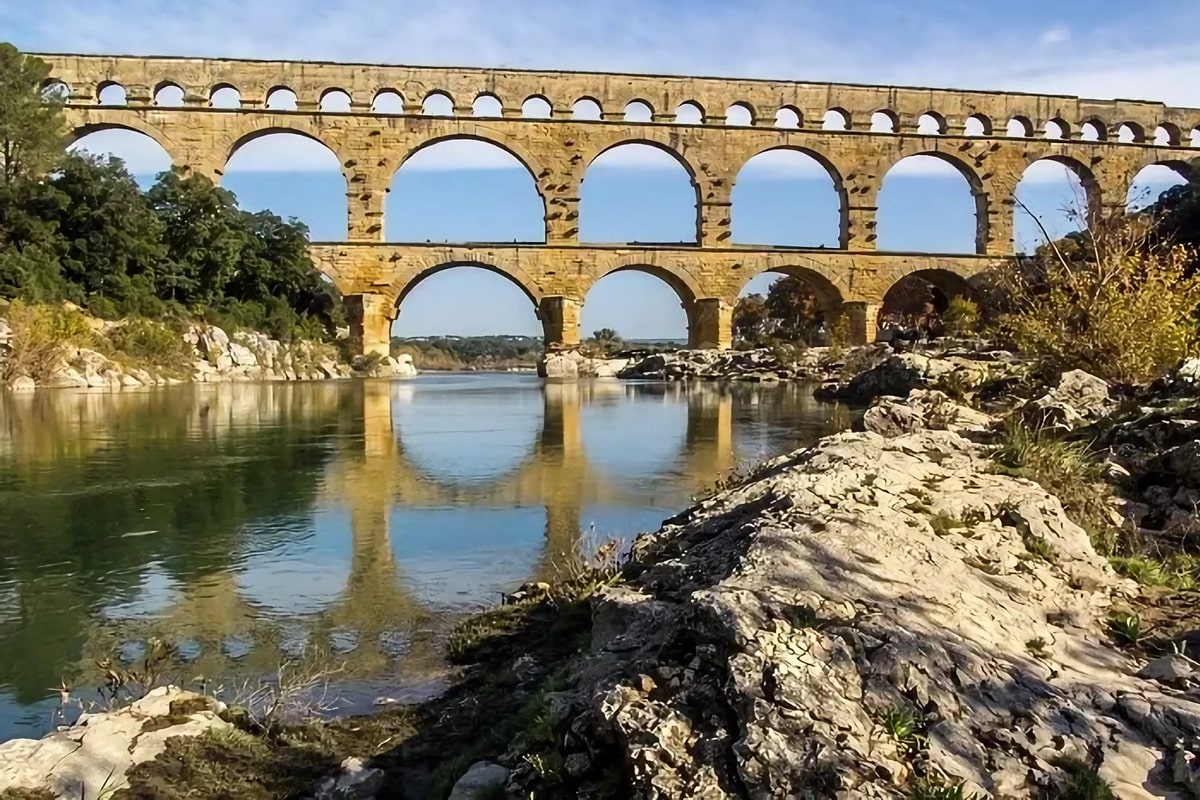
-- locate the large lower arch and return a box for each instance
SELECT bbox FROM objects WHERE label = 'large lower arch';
[730,147,844,247]
[1127,160,1194,212]
[386,136,547,243]
[734,265,845,346]
[1013,157,1095,254]
[877,153,984,254]
[580,263,697,346]
[391,260,545,340]
[579,141,701,245]
[878,268,974,338]
[223,128,349,241]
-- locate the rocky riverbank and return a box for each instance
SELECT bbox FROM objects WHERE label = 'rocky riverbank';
[0,303,417,390]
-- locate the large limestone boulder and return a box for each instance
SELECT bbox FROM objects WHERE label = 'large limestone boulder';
[861,388,994,438]
[1022,369,1116,431]
[7,375,35,392]
[815,352,1017,405]
[509,429,1200,798]
[448,762,510,800]
[0,687,230,799]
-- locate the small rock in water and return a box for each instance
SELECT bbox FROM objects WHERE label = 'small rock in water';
[312,756,385,800]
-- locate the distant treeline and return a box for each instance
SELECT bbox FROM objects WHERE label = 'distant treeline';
[391,335,544,370]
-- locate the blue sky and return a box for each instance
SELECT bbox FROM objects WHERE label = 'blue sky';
[7,0,1197,338]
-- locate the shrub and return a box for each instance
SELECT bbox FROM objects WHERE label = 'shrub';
[942,297,981,337]
[992,220,1200,383]
[109,318,187,366]
[3,300,93,380]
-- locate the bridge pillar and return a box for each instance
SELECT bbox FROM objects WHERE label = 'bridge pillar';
[842,301,883,345]
[545,195,580,243]
[538,296,581,349]
[986,194,1016,256]
[688,298,733,350]
[700,200,733,247]
[346,179,387,241]
[844,204,878,250]
[346,293,396,358]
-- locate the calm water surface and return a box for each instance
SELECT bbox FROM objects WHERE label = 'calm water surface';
[0,374,845,740]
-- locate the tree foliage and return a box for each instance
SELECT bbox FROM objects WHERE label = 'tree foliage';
[733,275,824,345]
[0,43,341,339]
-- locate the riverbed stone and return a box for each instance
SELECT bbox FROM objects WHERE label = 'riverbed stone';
[312,756,385,800]
[448,761,510,799]
[7,375,34,392]
[0,686,231,799]
[1023,369,1115,430]
[539,353,579,380]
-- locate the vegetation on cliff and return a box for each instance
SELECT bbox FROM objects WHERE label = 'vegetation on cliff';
[0,44,340,342]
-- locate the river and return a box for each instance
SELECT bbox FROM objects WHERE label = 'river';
[0,374,847,741]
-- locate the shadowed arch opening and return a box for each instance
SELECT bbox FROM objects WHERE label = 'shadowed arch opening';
[224,130,348,241]
[97,81,127,106]
[573,98,602,121]
[1081,120,1105,141]
[265,87,297,111]
[68,125,173,188]
[1155,124,1180,147]
[153,82,184,107]
[1128,162,1193,212]
[879,269,973,339]
[965,114,991,136]
[774,107,801,129]
[522,96,552,119]
[675,101,704,125]
[1014,158,1094,254]
[871,111,897,133]
[1118,123,1144,143]
[392,262,542,339]
[210,84,240,108]
[917,113,945,135]
[878,155,983,253]
[1007,117,1032,137]
[735,267,845,346]
[731,148,843,247]
[1044,119,1069,140]
[371,90,404,114]
[823,109,849,131]
[320,89,351,113]
[387,137,545,243]
[41,79,69,103]
[580,142,699,244]
[581,265,694,345]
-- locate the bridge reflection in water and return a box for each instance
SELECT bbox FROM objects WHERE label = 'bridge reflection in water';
[0,378,842,724]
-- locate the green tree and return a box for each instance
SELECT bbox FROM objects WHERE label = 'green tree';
[0,43,66,186]
[732,292,767,344]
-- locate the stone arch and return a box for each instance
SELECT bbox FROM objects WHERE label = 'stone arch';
[422,91,454,116]
[67,122,176,161]
[97,81,127,106]
[1006,116,1033,137]
[581,261,700,344]
[521,96,552,118]
[1044,118,1069,140]
[1155,123,1181,147]
[589,261,701,305]
[917,112,946,135]
[319,88,352,113]
[965,114,992,136]
[725,102,754,126]
[265,86,298,110]
[730,146,845,247]
[624,100,654,122]
[871,110,898,133]
[1013,156,1096,253]
[388,135,548,243]
[41,78,70,102]
[877,152,985,254]
[1117,122,1145,143]
[224,128,349,241]
[1127,158,1195,212]
[879,267,974,334]
[579,140,701,244]
[392,259,544,311]
[823,108,850,131]
[675,101,704,125]
[371,89,404,114]
[774,106,802,129]
[209,84,241,108]
[738,264,845,310]
[1080,119,1106,141]
[472,92,503,117]
[153,81,185,107]
[572,97,603,121]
